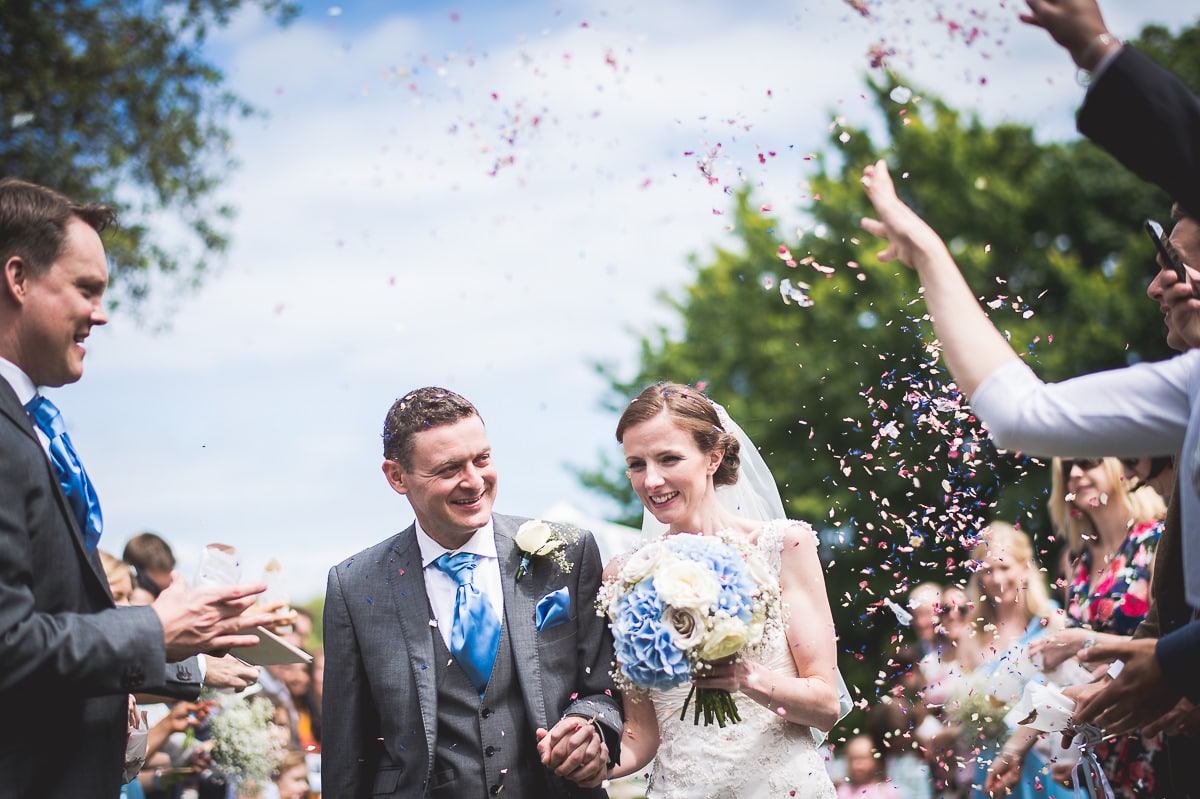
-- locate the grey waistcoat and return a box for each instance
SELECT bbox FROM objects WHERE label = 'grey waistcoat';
[428,622,548,798]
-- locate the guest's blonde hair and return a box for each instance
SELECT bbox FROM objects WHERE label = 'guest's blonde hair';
[1048,457,1166,556]
[965,522,1055,634]
[99,550,131,589]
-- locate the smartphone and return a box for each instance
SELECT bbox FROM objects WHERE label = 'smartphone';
[1145,219,1187,284]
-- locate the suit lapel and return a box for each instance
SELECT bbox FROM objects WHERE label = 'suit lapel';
[0,381,110,599]
[388,526,440,763]
[494,514,548,729]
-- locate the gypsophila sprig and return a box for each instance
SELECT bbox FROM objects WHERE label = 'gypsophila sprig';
[514,519,577,581]
[207,694,285,789]
[945,670,1012,745]
[597,531,778,726]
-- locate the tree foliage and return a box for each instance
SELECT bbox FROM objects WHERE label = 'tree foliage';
[0,0,295,311]
[583,21,1199,719]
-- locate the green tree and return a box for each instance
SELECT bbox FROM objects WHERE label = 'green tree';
[584,22,1199,725]
[0,0,295,311]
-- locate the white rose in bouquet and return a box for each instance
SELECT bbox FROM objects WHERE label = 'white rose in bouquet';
[699,616,752,661]
[619,540,667,585]
[654,560,721,610]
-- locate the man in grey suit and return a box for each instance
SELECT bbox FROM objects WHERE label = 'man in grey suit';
[0,177,273,798]
[323,387,623,798]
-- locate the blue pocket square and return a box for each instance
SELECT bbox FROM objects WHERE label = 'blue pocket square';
[535,587,571,631]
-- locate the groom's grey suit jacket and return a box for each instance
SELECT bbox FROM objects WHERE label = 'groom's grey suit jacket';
[322,513,623,798]
[0,377,201,798]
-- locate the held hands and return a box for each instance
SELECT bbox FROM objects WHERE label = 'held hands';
[536,716,609,789]
[152,570,273,661]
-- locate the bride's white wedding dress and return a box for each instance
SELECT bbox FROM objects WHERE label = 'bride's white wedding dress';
[644,521,837,799]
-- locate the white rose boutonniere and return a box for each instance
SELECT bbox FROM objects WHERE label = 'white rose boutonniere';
[514,519,576,581]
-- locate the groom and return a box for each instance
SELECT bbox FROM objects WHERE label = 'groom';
[322,387,623,798]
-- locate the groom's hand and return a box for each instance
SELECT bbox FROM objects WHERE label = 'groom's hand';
[536,716,608,788]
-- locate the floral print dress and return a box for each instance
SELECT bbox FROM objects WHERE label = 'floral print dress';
[1065,519,1164,799]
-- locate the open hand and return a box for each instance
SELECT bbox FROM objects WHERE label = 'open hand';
[1018,0,1111,69]
[153,571,272,661]
[860,160,953,273]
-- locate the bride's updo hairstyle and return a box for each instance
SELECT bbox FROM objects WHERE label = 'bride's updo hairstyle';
[616,382,742,487]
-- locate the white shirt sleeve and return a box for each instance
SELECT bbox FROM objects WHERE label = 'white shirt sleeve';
[969,352,1200,456]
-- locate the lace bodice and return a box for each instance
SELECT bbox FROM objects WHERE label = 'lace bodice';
[645,521,836,799]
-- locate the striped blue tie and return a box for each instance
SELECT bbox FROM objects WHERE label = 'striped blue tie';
[25,395,103,550]
[435,552,501,694]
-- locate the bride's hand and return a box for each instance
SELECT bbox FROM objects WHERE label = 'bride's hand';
[691,655,765,696]
[859,160,951,274]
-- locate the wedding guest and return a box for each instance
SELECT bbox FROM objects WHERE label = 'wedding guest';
[1122,457,1175,500]
[866,696,931,799]
[273,750,313,799]
[988,458,1166,798]
[919,585,971,799]
[858,159,1200,794]
[952,523,1069,799]
[837,734,913,799]
[124,531,177,598]
[101,548,136,606]
[272,660,320,752]
[605,383,847,797]
[322,387,621,797]
[909,583,943,658]
[0,177,271,798]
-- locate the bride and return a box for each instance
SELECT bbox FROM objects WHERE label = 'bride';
[604,382,848,798]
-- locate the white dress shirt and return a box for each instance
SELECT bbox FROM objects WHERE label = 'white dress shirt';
[416,520,505,650]
[0,356,50,453]
[972,350,1200,608]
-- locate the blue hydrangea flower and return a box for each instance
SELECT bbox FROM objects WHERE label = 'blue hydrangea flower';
[611,580,690,690]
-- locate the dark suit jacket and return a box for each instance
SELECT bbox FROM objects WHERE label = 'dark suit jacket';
[1079,46,1200,217]
[322,513,623,798]
[0,379,200,798]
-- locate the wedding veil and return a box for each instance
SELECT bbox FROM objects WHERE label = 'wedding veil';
[639,400,853,745]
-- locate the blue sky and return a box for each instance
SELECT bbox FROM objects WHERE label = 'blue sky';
[49,0,1198,601]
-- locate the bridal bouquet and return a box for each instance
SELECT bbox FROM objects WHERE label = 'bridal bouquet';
[598,532,778,726]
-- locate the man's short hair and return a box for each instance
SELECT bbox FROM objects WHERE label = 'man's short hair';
[122,532,176,573]
[0,178,116,277]
[382,387,479,468]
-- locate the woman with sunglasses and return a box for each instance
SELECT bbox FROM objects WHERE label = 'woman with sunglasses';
[989,457,1166,798]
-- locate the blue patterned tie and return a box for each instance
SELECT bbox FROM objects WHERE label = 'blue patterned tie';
[435,552,501,695]
[25,395,103,550]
